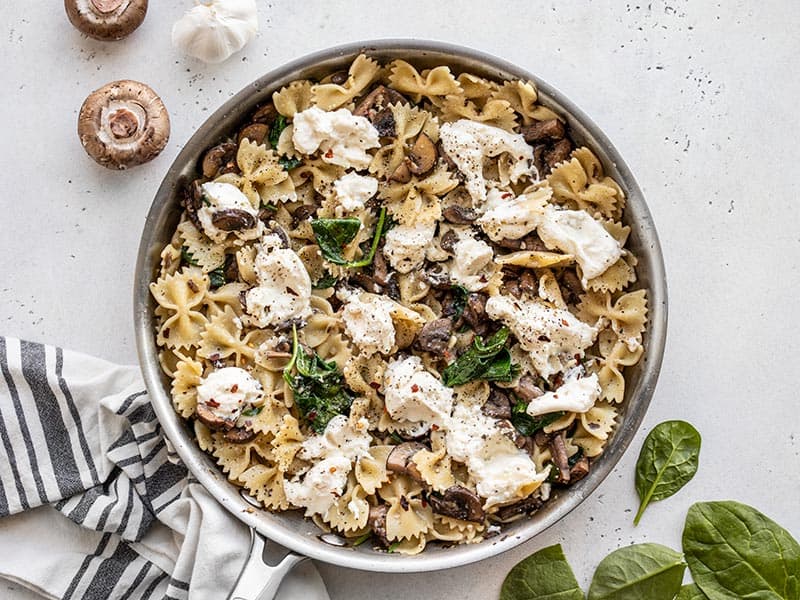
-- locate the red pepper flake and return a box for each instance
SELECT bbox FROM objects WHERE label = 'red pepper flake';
[324,149,334,159]
[561,319,570,327]
[411,384,420,393]
[574,354,581,362]
[231,384,239,393]
[538,335,551,342]
[501,192,513,199]
[206,398,220,408]
[209,353,220,361]
[431,424,439,431]
[369,381,381,390]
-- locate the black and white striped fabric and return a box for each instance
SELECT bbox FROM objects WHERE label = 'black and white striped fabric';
[0,337,328,600]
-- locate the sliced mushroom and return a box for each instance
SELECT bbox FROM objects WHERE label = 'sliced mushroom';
[462,293,488,335]
[482,388,512,420]
[421,264,452,289]
[406,134,437,176]
[223,427,257,444]
[329,71,349,85]
[514,375,544,402]
[201,142,238,178]
[223,253,239,283]
[559,269,583,304]
[368,504,390,547]
[494,495,544,521]
[291,204,317,228]
[212,208,257,231]
[520,119,566,143]
[442,205,478,224]
[545,138,573,167]
[549,433,571,484]
[519,270,537,296]
[415,318,453,354]
[65,0,148,41]
[77,80,169,170]
[350,271,382,295]
[195,403,234,431]
[251,103,278,125]
[428,485,486,523]
[386,442,426,482]
[353,85,409,119]
[439,229,459,253]
[237,122,269,146]
[389,161,412,183]
[569,457,590,483]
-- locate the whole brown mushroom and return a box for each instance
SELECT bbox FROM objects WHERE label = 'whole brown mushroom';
[77,80,170,170]
[65,0,148,41]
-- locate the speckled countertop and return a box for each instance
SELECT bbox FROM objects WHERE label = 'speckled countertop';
[1,1,798,598]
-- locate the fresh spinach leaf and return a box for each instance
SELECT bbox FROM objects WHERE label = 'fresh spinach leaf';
[451,284,469,320]
[268,114,288,148]
[312,207,387,268]
[441,327,519,387]
[208,266,226,289]
[676,584,708,600]
[634,420,701,525]
[181,246,200,266]
[510,400,564,437]
[283,326,353,433]
[682,501,800,600]
[241,406,263,418]
[311,218,362,265]
[587,543,685,600]
[279,155,302,171]
[313,272,338,290]
[500,544,584,600]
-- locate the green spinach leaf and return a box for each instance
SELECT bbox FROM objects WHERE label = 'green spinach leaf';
[587,543,685,600]
[510,399,564,437]
[208,266,226,289]
[441,327,519,387]
[181,246,200,266]
[676,584,708,600]
[313,272,338,290]
[279,155,302,171]
[268,114,288,148]
[451,285,469,320]
[283,326,353,432]
[634,420,701,525]
[682,501,800,600]
[500,544,584,600]
[312,207,387,268]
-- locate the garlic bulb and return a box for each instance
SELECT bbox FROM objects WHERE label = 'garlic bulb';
[172,0,258,64]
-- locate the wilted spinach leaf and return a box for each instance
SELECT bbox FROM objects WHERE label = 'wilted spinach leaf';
[587,543,686,600]
[511,400,564,437]
[208,266,226,289]
[313,272,338,289]
[181,246,200,266]
[283,326,353,432]
[451,285,469,320]
[441,327,519,387]
[634,420,701,525]
[676,584,708,600]
[279,155,302,170]
[268,114,288,148]
[312,207,387,268]
[682,501,800,600]
[500,544,584,600]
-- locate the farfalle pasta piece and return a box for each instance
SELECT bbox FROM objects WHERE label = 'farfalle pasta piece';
[595,329,645,403]
[587,254,638,293]
[439,96,518,132]
[215,140,287,207]
[203,281,248,317]
[313,54,382,110]
[430,514,485,543]
[290,159,344,200]
[260,177,298,207]
[250,394,291,437]
[548,147,625,219]
[381,477,433,541]
[491,80,539,123]
[388,535,427,556]
[579,401,618,441]
[178,219,227,271]
[150,266,209,350]
[369,103,430,178]
[578,289,648,351]
[273,80,314,117]
[344,353,388,404]
[571,424,607,458]
[388,60,461,102]
[457,72,500,103]
[413,446,456,493]
[171,356,203,418]
[238,463,289,510]
[496,250,574,269]
[324,475,370,533]
[537,269,567,309]
[212,434,273,480]
[271,414,304,472]
[159,243,182,278]
[199,304,269,366]
[354,445,392,494]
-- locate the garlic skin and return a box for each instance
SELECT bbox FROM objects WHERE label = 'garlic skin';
[172,0,259,64]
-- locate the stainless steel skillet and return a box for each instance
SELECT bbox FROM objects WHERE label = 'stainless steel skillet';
[134,39,667,599]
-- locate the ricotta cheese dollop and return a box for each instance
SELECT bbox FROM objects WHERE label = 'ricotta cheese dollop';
[537,206,622,283]
[341,292,397,356]
[283,455,351,516]
[477,186,550,242]
[197,181,262,242]
[526,372,602,417]
[333,172,378,213]
[383,356,454,426]
[439,119,535,204]
[245,233,312,327]
[382,221,436,274]
[486,295,598,378]
[292,107,380,170]
[449,230,495,291]
[196,367,263,424]
[299,415,372,462]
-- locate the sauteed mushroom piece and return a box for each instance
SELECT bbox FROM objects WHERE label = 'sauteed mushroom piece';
[77,80,169,169]
[406,134,437,176]
[195,403,233,431]
[223,427,257,444]
[520,119,566,143]
[494,495,544,521]
[368,504,390,547]
[545,138,573,167]
[514,375,544,402]
[385,442,426,481]
[389,161,412,183]
[549,432,571,484]
[65,0,148,41]
[415,318,453,354]
[201,142,238,178]
[570,456,590,483]
[237,122,269,146]
[442,205,478,224]
[211,208,257,231]
[428,485,486,523]
[482,388,512,420]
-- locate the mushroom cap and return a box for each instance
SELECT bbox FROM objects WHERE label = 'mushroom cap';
[77,79,170,170]
[65,0,148,41]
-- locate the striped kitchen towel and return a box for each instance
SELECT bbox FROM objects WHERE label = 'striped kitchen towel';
[0,337,329,600]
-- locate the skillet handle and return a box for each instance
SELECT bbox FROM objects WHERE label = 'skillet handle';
[228,529,308,600]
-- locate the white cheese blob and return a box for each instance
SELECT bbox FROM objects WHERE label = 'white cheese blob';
[299,415,372,462]
[439,119,535,204]
[382,221,436,274]
[486,295,598,378]
[244,234,312,327]
[341,292,397,356]
[292,107,380,170]
[333,172,378,213]
[383,356,454,426]
[196,367,263,423]
[477,186,550,242]
[197,181,262,242]
[172,0,259,64]
[537,206,622,283]
[449,231,494,291]
[445,402,547,508]
[283,455,351,516]
[526,372,601,417]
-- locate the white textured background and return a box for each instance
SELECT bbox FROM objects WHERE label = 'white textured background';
[1,1,798,598]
